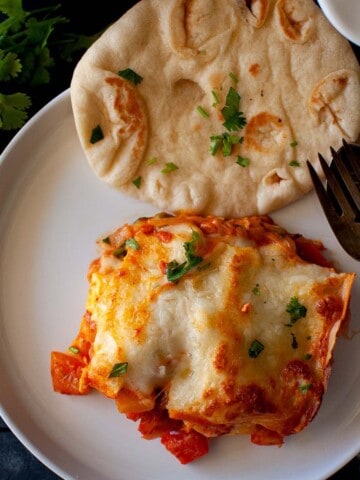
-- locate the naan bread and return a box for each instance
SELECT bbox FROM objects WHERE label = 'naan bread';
[71,0,360,216]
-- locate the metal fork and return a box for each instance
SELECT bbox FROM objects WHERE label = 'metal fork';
[306,139,360,260]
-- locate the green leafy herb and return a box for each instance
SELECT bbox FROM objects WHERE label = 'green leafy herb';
[252,284,260,295]
[196,105,209,118]
[113,244,127,258]
[0,50,22,81]
[289,160,300,167]
[113,238,140,258]
[211,90,220,107]
[248,339,264,358]
[108,362,128,378]
[236,156,250,167]
[147,156,157,165]
[90,125,104,144]
[166,230,203,282]
[68,346,79,354]
[304,353,312,361]
[118,68,143,85]
[0,2,102,131]
[286,297,307,324]
[210,132,241,156]
[161,162,178,174]
[299,383,312,394]
[102,236,111,245]
[221,87,247,132]
[125,238,140,250]
[290,140,298,148]
[132,176,142,189]
[0,92,31,129]
[229,71,238,83]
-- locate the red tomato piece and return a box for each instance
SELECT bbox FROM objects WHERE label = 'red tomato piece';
[161,430,209,464]
[50,351,88,395]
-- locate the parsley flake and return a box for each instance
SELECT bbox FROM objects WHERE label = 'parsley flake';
[109,362,128,378]
[299,383,312,394]
[289,160,300,167]
[229,71,238,83]
[290,140,298,148]
[196,105,209,118]
[252,284,260,295]
[118,68,143,85]
[161,162,178,174]
[221,87,247,132]
[90,125,104,144]
[248,339,264,358]
[132,176,142,189]
[236,156,250,167]
[125,238,140,250]
[211,90,220,107]
[166,230,203,282]
[68,346,79,354]
[286,297,307,324]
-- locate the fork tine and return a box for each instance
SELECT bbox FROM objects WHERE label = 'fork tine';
[329,146,360,212]
[342,139,360,180]
[317,152,356,218]
[306,160,341,226]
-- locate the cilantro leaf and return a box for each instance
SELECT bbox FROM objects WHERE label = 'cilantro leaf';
[166,230,203,282]
[118,68,143,85]
[221,87,247,132]
[0,92,31,129]
[286,297,307,324]
[0,0,25,19]
[0,49,21,81]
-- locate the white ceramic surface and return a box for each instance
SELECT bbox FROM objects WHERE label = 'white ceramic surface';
[0,90,360,480]
[318,0,360,46]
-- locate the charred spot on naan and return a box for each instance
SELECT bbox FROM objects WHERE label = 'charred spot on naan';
[168,0,238,60]
[86,75,148,186]
[275,0,316,44]
[309,69,360,139]
[236,0,270,28]
[244,112,289,154]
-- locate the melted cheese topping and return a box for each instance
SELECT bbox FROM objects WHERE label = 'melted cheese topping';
[74,214,354,441]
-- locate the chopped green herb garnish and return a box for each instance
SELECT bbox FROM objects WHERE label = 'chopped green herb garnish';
[68,346,79,354]
[211,90,220,107]
[118,68,143,85]
[299,383,312,394]
[90,125,104,144]
[229,71,238,83]
[147,157,158,165]
[210,132,241,157]
[291,332,298,349]
[252,284,260,295]
[289,160,300,167]
[304,353,312,361]
[132,176,142,189]
[113,244,127,258]
[196,105,209,118]
[102,236,111,245]
[125,238,140,250]
[221,87,247,132]
[290,140,298,148]
[236,156,250,167]
[161,162,178,174]
[286,297,307,324]
[166,230,203,282]
[249,339,264,358]
[108,362,128,378]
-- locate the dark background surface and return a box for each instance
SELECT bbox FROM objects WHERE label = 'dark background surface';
[0,1,360,479]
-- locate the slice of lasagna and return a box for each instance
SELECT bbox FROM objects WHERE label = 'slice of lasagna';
[51,213,355,464]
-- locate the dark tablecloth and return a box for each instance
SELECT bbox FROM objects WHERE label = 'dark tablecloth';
[1,1,359,479]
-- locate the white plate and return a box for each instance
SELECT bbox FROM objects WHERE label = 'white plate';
[318,0,360,46]
[0,90,360,480]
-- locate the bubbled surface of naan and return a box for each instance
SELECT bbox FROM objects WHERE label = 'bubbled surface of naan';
[71,0,360,217]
